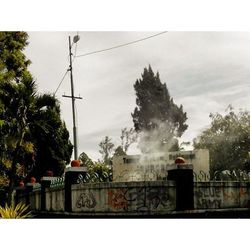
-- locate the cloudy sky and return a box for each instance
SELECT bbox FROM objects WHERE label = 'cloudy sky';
[24,31,250,161]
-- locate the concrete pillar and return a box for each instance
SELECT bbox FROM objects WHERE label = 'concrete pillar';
[167,164,194,211]
[64,167,87,212]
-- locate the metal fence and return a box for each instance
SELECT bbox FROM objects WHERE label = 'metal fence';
[50,176,65,188]
[76,172,112,184]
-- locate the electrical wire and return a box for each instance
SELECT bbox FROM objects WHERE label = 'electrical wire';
[76,31,168,58]
[54,31,167,95]
[54,68,69,95]
[54,32,78,95]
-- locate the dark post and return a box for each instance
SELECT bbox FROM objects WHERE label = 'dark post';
[65,167,87,212]
[25,183,35,205]
[14,186,25,205]
[40,177,56,211]
[167,163,194,211]
[0,188,7,207]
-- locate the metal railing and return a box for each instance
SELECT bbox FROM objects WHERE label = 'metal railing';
[50,176,65,188]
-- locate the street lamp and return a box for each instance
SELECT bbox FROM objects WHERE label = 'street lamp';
[73,34,80,43]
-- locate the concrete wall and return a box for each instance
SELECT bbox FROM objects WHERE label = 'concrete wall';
[113,149,209,182]
[16,179,250,215]
[29,190,41,211]
[194,182,250,209]
[45,187,64,212]
[71,181,176,215]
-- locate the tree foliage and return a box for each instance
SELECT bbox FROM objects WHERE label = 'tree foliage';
[0,78,72,189]
[120,127,137,153]
[79,152,112,182]
[131,65,188,153]
[193,107,250,176]
[98,136,114,165]
[0,32,31,83]
[0,79,37,200]
[79,152,94,169]
[28,98,73,180]
[0,32,72,201]
[113,146,126,157]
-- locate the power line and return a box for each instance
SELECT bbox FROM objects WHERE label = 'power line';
[54,32,79,96]
[54,31,167,95]
[76,31,168,58]
[54,68,69,95]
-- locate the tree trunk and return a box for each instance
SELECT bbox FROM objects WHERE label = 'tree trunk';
[7,131,25,206]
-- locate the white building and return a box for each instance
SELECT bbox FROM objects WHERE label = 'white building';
[112,149,209,182]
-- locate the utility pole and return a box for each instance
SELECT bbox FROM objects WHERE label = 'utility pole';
[63,35,82,160]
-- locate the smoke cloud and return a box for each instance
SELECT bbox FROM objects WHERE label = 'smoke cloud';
[137,119,178,154]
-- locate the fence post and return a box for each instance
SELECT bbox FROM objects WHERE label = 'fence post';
[40,177,56,211]
[167,163,194,211]
[64,167,87,212]
[14,186,25,205]
[25,183,37,206]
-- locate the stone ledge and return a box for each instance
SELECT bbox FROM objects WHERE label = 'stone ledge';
[32,207,250,218]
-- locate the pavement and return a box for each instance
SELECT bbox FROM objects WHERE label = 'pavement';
[32,208,250,219]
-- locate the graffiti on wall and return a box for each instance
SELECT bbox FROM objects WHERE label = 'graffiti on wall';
[107,187,173,212]
[76,191,97,209]
[223,187,247,200]
[108,189,129,210]
[194,187,222,209]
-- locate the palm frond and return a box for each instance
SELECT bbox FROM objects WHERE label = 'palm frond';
[35,94,57,110]
[0,202,32,219]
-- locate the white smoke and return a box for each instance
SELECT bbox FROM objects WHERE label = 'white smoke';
[137,119,178,154]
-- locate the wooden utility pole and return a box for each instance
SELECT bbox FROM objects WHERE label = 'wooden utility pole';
[63,36,82,160]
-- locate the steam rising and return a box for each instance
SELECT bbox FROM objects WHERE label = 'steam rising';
[137,119,178,154]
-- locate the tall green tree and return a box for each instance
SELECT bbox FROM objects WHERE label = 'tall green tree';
[0,78,38,203]
[0,32,73,203]
[0,78,73,202]
[28,95,72,180]
[98,136,114,165]
[0,32,31,83]
[193,106,250,177]
[131,65,188,153]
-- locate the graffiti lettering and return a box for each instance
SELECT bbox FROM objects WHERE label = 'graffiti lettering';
[108,189,128,210]
[147,187,171,209]
[107,187,173,212]
[198,198,221,209]
[76,192,96,209]
[195,187,222,209]
[125,187,148,211]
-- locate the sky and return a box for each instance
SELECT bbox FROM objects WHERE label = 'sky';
[2,0,250,246]
[24,31,250,161]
